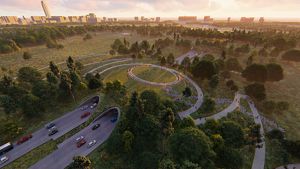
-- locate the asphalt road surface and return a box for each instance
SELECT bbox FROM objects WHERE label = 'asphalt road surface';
[29,107,120,169]
[0,96,100,169]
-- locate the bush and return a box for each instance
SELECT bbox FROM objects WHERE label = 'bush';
[23,52,32,60]
[282,49,300,62]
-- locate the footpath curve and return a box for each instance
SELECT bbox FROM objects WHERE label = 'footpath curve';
[87,62,265,169]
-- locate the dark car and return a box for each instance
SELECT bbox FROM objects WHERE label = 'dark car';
[81,112,91,119]
[46,123,55,129]
[92,124,100,130]
[76,139,86,148]
[111,117,117,123]
[48,129,58,136]
[17,134,33,145]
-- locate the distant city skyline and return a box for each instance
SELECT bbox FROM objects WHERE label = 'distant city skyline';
[0,0,300,21]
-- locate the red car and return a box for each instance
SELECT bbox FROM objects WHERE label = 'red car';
[81,112,91,119]
[17,134,33,145]
[76,139,86,148]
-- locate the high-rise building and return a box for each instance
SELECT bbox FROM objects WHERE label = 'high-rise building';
[203,16,213,23]
[178,16,197,22]
[41,1,51,18]
[240,17,255,23]
[227,17,231,23]
[134,16,139,21]
[1,16,19,24]
[155,17,160,22]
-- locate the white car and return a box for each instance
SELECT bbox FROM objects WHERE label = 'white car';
[80,105,88,111]
[88,140,97,148]
[0,156,9,164]
[75,136,84,142]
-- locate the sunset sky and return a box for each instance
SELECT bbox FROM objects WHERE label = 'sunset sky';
[0,0,299,20]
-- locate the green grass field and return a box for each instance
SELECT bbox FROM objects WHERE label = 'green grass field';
[0,31,154,76]
[132,65,177,83]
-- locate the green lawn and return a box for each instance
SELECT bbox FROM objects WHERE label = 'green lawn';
[132,65,177,83]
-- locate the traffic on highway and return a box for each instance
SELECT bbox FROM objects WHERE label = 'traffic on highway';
[0,96,100,168]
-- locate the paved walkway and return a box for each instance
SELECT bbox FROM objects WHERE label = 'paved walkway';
[276,164,300,169]
[87,62,265,169]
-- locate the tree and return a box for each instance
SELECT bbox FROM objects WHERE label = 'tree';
[167,53,175,65]
[169,127,215,167]
[49,61,60,77]
[111,39,123,51]
[67,56,76,71]
[32,80,58,106]
[277,101,289,111]
[17,67,42,84]
[202,96,215,113]
[88,78,103,90]
[263,100,276,113]
[66,156,91,169]
[59,72,76,102]
[122,130,134,153]
[179,160,202,169]
[0,75,14,93]
[245,83,266,101]
[158,159,176,169]
[225,58,243,72]
[75,61,84,70]
[219,121,245,148]
[282,49,300,62]
[209,75,219,89]
[83,33,92,41]
[266,63,284,82]
[23,52,32,60]
[221,50,226,60]
[242,64,268,83]
[109,49,116,55]
[140,90,161,115]
[183,87,192,97]
[140,40,150,53]
[191,60,218,80]
[0,95,17,114]
[20,94,43,117]
[161,108,175,136]
[180,116,196,128]
[182,57,191,70]
[69,71,82,88]
[46,72,58,84]
[161,57,167,66]
[215,147,244,169]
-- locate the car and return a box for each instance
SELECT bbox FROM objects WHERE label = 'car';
[0,156,8,164]
[92,124,100,130]
[81,112,91,119]
[93,103,97,107]
[48,126,57,132]
[80,105,88,111]
[75,136,84,141]
[46,123,55,129]
[48,128,58,136]
[76,139,86,148]
[17,134,33,145]
[111,117,117,123]
[88,140,97,148]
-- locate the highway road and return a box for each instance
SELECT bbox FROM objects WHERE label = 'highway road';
[29,107,120,169]
[0,96,100,169]
[175,50,206,65]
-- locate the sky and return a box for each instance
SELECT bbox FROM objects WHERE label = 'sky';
[0,0,299,20]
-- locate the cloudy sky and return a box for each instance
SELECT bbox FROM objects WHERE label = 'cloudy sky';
[0,0,299,20]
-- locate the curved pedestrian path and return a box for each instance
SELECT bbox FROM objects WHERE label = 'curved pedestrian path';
[127,65,182,86]
[276,164,300,169]
[89,62,204,120]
